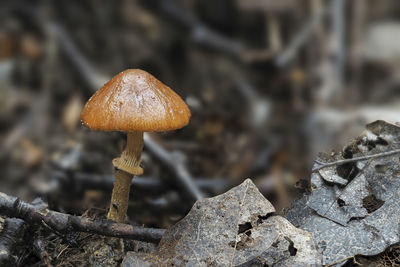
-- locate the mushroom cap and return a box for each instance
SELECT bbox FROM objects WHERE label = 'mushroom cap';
[81,69,191,132]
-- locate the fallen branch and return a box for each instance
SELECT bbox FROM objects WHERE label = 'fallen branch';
[312,148,400,172]
[0,193,165,243]
[0,218,26,265]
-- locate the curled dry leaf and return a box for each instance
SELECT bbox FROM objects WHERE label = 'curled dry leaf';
[123,179,321,266]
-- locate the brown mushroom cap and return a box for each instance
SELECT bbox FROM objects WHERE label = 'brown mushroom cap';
[81,69,191,132]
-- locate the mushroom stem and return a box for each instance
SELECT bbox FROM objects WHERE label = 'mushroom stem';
[107,169,134,222]
[108,131,144,222]
[112,131,144,175]
[123,131,144,167]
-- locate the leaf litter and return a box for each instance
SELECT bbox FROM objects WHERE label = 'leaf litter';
[122,120,400,266]
[286,120,400,266]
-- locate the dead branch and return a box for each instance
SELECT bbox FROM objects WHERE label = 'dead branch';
[312,148,400,172]
[0,193,165,243]
[0,218,27,265]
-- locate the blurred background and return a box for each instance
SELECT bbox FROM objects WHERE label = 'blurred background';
[1,0,400,228]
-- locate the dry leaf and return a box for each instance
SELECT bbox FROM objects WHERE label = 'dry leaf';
[123,179,321,266]
[286,120,400,266]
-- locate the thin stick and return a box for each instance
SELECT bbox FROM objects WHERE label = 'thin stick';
[0,193,165,243]
[312,148,400,172]
[144,134,204,201]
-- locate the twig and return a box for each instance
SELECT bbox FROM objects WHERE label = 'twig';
[52,172,228,196]
[233,73,271,128]
[275,3,327,67]
[0,193,165,243]
[0,218,27,265]
[45,23,108,89]
[312,148,400,172]
[144,134,204,201]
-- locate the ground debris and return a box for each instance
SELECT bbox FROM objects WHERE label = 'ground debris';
[122,179,321,266]
[285,120,400,266]
[52,234,126,267]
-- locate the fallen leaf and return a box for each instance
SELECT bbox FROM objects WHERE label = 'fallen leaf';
[123,179,321,266]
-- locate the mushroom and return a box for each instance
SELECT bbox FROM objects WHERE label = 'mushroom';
[81,69,191,222]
